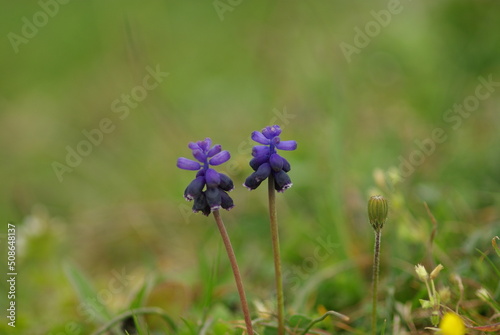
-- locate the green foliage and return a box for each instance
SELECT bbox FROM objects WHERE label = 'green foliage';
[63,261,113,323]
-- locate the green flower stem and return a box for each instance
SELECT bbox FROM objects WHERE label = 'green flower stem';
[430,278,440,326]
[372,230,382,335]
[268,174,285,335]
[430,279,439,305]
[213,210,254,335]
[424,278,433,303]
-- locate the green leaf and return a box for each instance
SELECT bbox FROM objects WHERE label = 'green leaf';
[380,319,387,335]
[180,317,198,335]
[288,314,312,328]
[263,325,279,335]
[419,299,432,309]
[128,277,152,310]
[493,236,500,257]
[63,261,112,323]
[212,320,231,335]
[476,249,500,279]
[90,307,176,335]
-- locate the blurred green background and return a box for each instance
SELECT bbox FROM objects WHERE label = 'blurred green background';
[1,0,500,334]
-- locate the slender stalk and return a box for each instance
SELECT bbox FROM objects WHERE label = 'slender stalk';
[371,230,382,335]
[430,279,439,305]
[430,278,440,326]
[300,310,350,335]
[268,175,285,335]
[424,278,433,303]
[213,210,254,335]
[368,195,387,335]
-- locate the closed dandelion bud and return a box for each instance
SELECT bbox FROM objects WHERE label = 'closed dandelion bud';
[368,195,388,232]
[430,264,444,279]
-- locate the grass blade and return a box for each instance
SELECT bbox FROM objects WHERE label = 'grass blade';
[63,261,112,323]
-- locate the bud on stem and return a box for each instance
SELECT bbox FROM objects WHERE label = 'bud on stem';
[369,195,388,335]
[368,195,388,232]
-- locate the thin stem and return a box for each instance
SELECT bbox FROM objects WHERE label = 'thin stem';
[372,230,382,335]
[430,278,440,326]
[424,278,432,302]
[213,210,254,335]
[268,175,285,335]
[300,310,350,335]
[430,279,439,305]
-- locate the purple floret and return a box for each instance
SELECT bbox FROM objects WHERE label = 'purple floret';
[177,137,235,216]
[244,125,296,192]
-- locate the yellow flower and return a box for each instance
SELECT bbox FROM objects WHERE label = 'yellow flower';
[440,313,465,335]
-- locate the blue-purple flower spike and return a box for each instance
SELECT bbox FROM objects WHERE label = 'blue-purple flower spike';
[177,138,234,216]
[244,125,297,192]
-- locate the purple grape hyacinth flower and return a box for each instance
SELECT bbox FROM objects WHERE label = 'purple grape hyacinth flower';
[244,125,297,192]
[177,138,234,216]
